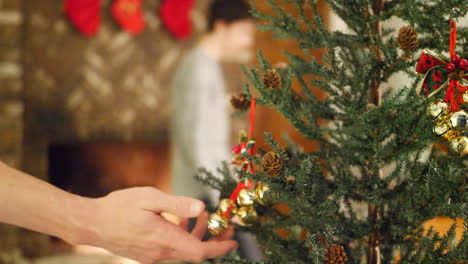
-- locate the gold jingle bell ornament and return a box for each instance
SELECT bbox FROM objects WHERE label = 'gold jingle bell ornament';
[449,136,468,157]
[449,110,468,131]
[217,198,235,216]
[234,206,258,226]
[207,213,229,236]
[237,188,256,207]
[433,121,451,137]
[255,183,273,205]
[427,100,449,119]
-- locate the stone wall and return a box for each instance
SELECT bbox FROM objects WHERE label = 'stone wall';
[0,0,50,260]
[0,0,22,170]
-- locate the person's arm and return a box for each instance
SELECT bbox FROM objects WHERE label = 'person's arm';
[0,161,237,263]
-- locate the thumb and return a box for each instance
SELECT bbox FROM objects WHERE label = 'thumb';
[151,192,205,218]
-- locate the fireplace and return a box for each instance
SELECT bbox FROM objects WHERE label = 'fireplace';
[48,143,171,198]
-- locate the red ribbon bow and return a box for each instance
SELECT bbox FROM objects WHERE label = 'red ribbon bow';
[416,20,468,112]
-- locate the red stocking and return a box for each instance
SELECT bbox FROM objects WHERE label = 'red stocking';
[64,0,101,37]
[111,0,145,35]
[160,0,196,40]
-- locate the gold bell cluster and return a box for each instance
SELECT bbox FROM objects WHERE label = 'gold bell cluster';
[208,183,273,236]
[428,98,468,157]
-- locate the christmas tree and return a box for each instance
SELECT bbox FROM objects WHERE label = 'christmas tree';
[197,0,467,263]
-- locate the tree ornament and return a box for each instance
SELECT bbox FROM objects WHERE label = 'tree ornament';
[230,93,250,110]
[237,189,256,207]
[208,98,262,234]
[433,121,451,137]
[459,59,468,70]
[233,206,258,226]
[263,69,282,90]
[449,110,468,131]
[160,0,195,40]
[448,136,468,157]
[217,198,235,216]
[415,21,467,112]
[426,100,448,119]
[64,0,102,37]
[397,26,419,52]
[324,244,348,264]
[451,54,461,64]
[417,19,468,158]
[261,151,283,177]
[111,0,145,35]
[208,213,229,236]
[463,90,468,102]
[255,183,272,205]
[446,62,456,72]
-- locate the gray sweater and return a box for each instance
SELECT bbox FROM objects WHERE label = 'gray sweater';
[170,48,231,202]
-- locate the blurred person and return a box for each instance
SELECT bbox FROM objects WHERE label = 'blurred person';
[0,160,237,263]
[171,0,262,260]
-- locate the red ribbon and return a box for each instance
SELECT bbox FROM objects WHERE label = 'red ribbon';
[443,19,467,112]
[449,20,456,57]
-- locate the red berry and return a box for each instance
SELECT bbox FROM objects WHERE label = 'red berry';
[446,62,456,72]
[232,145,241,154]
[459,59,468,70]
[451,54,460,64]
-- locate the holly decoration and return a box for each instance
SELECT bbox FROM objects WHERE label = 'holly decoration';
[64,0,102,37]
[111,0,145,35]
[208,98,279,236]
[417,20,468,157]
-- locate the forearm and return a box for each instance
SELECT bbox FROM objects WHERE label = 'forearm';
[0,161,95,244]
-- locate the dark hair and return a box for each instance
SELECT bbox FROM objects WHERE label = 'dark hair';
[207,0,253,32]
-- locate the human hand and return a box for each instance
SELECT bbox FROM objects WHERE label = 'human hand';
[73,187,237,263]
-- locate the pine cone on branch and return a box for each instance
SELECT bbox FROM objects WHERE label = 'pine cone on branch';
[324,244,348,264]
[230,93,250,110]
[263,69,282,90]
[397,26,419,52]
[261,151,282,176]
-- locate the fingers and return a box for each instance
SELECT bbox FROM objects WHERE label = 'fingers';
[155,219,237,263]
[212,226,235,242]
[179,218,189,231]
[201,240,239,260]
[191,211,209,239]
[168,240,238,263]
[143,189,205,218]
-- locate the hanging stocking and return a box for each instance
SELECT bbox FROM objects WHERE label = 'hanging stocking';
[160,0,196,40]
[111,0,145,35]
[64,0,101,37]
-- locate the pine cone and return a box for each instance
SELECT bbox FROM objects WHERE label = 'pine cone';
[261,151,282,176]
[231,93,250,110]
[325,244,348,264]
[263,69,282,90]
[397,26,419,52]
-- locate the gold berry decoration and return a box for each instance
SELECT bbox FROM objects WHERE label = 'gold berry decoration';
[230,93,250,110]
[397,26,419,52]
[261,151,283,177]
[263,69,282,90]
[325,244,348,264]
